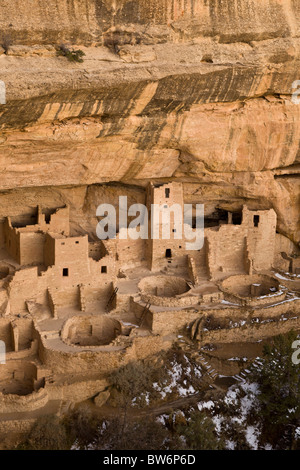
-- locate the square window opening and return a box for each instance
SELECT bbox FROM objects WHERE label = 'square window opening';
[253,215,260,227]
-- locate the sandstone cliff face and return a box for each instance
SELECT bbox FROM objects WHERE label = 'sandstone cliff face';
[0,0,299,244]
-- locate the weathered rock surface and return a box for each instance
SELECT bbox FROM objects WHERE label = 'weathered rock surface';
[94,390,110,408]
[0,0,299,243]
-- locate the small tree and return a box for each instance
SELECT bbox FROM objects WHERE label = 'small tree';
[1,34,12,54]
[57,44,85,63]
[95,416,172,450]
[64,404,99,449]
[250,330,300,448]
[110,360,167,407]
[109,360,167,446]
[18,415,70,450]
[177,412,223,450]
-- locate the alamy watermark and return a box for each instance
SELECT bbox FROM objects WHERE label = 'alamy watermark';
[292,80,300,104]
[96,197,204,251]
[0,341,5,364]
[0,81,6,105]
[292,340,300,365]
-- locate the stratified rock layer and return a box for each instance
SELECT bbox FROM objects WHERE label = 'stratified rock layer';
[0,0,299,243]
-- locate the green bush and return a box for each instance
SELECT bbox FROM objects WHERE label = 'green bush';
[1,34,12,54]
[95,416,173,450]
[57,44,85,63]
[109,359,167,408]
[63,404,99,449]
[250,331,300,448]
[17,415,71,450]
[177,412,224,450]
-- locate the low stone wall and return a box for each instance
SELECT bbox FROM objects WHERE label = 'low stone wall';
[122,335,173,363]
[201,291,224,303]
[47,378,108,402]
[38,330,172,375]
[197,299,300,320]
[151,308,200,335]
[0,418,35,436]
[5,339,38,360]
[222,289,286,307]
[38,335,126,375]
[197,299,300,343]
[0,388,48,413]
[140,292,198,308]
[247,291,287,306]
[201,315,300,343]
[253,297,300,317]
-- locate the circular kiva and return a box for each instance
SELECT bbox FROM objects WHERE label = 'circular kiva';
[62,315,122,347]
[138,275,194,307]
[0,361,38,396]
[220,274,285,306]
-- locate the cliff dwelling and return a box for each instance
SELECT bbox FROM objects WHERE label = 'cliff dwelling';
[0,178,298,431]
[0,0,299,451]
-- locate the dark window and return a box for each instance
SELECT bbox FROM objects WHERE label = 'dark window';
[166,249,172,258]
[101,266,107,273]
[204,209,228,228]
[253,215,260,227]
[63,268,69,277]
[232,212,242,225]
[172,229,176,233]
[75,241,79,244]
[165,188,170,198]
